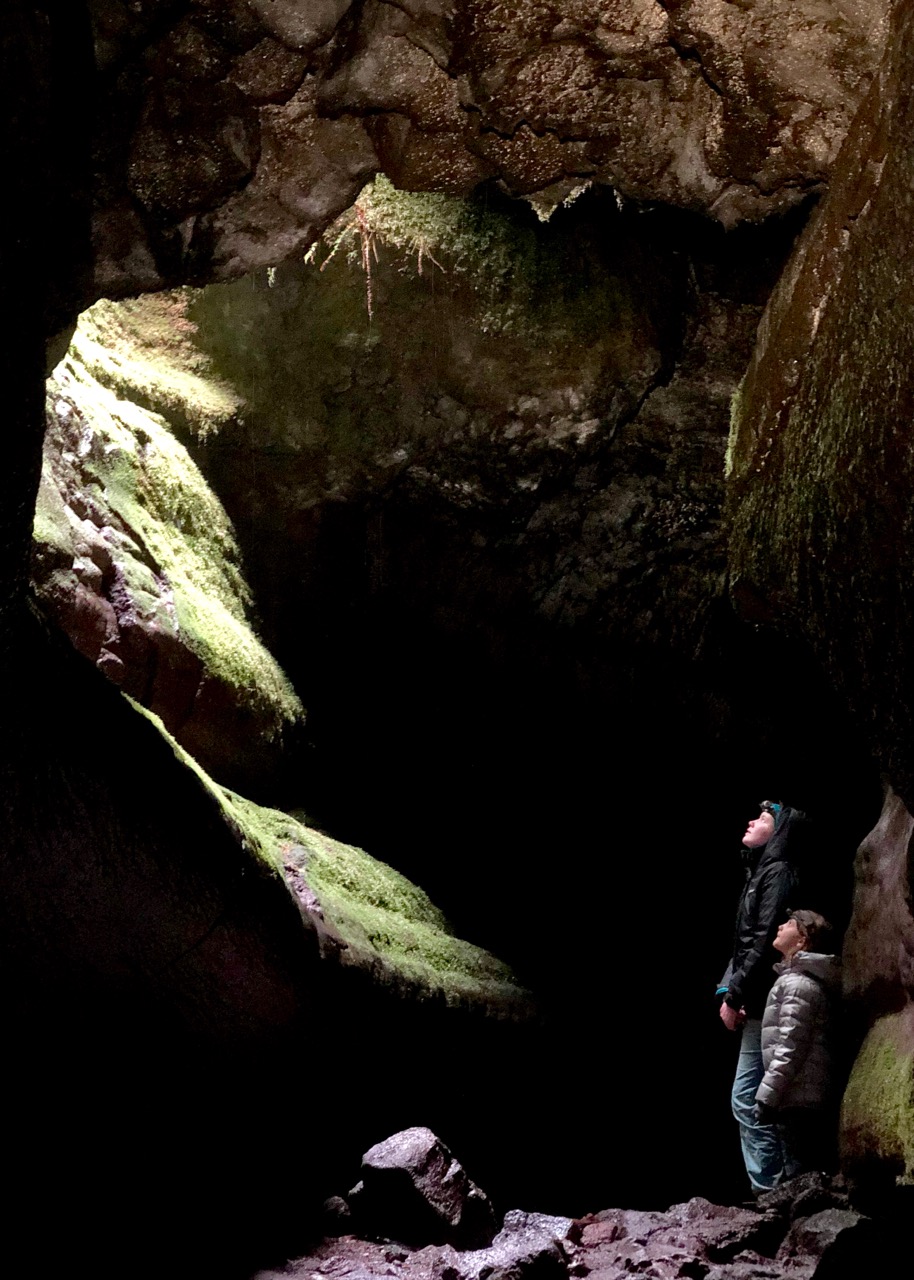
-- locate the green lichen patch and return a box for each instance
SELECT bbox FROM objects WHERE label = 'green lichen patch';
[70,294,242,440]
[41,311,302,742]
[221,790,529,1012]
[842,1010,914,1183]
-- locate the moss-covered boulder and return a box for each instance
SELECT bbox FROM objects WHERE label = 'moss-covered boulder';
[34,296,302,791]
[137,697,527,1015]
[839,789,914,1188]
[842,1008,914,1189]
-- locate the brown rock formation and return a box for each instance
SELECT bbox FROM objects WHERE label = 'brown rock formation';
[728,0,914,801]
[86,0,888,299]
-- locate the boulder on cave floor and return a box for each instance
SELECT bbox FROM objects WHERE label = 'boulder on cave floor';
[348,1126,497,1249]
[256,1161,866,1280]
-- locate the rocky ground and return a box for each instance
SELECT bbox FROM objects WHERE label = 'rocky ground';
[252,1129,878,1280]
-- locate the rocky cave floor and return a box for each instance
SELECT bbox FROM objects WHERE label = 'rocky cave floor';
[253,1130,875,1280]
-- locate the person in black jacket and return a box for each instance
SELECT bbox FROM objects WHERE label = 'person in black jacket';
[717,800,804,1192]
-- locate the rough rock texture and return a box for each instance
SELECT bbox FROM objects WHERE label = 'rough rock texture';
[34,299,302,791]
[727,2,914,1193]
[840,792,914,1188]
[255,1177,865,1280]
[47,180,886,1213]
[349,1126,497,1248]
[84,0,889,299]
[727,0,914,803]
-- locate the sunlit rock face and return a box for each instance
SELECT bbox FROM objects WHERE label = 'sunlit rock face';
[728,3,914,1195]
[72,182,805,838]
[34,300,303,790]
[86,0,888,297]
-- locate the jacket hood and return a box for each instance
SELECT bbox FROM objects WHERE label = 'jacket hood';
[774,951,841,988]
[743,804,807,870]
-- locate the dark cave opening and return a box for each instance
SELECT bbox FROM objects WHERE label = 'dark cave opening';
[152,184,885,1219]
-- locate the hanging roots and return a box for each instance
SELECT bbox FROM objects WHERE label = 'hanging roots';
[304,194,444,320]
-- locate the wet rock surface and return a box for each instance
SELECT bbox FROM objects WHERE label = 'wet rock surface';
[83,0,889,298]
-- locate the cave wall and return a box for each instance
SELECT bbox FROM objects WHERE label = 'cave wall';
[36,300,304,789]
[2,0,911,1252]
[85,0,888,298]
[53,177,889,1213]
[0,12,537,1276]
[728,0,914,1192]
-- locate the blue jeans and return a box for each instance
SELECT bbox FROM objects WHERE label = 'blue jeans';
[731,1018,785,1191]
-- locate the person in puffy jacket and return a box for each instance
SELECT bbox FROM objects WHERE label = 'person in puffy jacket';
[717,800,804,1192]
[755,909,840,1179]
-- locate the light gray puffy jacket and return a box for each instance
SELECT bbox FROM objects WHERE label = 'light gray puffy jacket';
[756,952,841,1110]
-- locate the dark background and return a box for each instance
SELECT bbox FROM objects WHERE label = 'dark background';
[258,581,883,1215]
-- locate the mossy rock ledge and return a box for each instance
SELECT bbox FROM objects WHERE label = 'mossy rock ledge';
[34,296,301,791]
[144,696,532,1018]
[0,611,531,1279]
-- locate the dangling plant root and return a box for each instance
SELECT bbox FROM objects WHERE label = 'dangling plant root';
[306,183,446,318]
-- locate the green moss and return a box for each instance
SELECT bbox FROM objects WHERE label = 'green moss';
[73,295,242,440]
[33,468,77,559]
[125,695,284,872]
[316,175,625,338]
[125,699,528,1010]
[40,308,302,739]
[842,1013,914,1182]
[222,790,526,1007]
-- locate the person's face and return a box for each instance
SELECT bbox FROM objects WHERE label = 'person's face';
[743,810,775,847]
[774,918,807,957]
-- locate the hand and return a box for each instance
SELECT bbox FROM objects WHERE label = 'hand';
[754,1101,777,1126]
[719,1002,745,1032]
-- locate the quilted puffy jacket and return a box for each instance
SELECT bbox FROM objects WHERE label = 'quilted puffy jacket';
[756,952,841,1110]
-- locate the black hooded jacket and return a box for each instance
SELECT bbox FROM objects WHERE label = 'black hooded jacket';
[722,806,805,1018]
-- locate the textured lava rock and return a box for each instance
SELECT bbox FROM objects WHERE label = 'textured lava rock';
[84,0,889,300]
[0,609,533,1280]
[351,1126,497,1248]
[257,1178,862,1280]
[727,0,914,803]
[109,183,795,717]
[838,791,914,1183]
